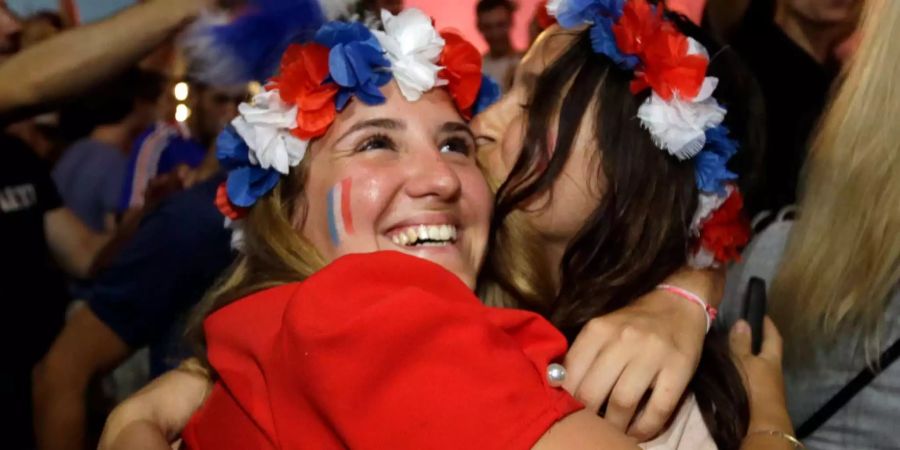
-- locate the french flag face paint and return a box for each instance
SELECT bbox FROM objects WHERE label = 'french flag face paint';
[327,177,355,246]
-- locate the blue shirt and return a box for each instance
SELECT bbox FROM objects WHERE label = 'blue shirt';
[52,138,128,232]
[118,122,207,212]
[89,174,234,375]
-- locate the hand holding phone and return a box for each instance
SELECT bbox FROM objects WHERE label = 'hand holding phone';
[742,277,767,355]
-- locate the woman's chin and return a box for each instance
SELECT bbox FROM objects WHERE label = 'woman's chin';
[385,242,477,289]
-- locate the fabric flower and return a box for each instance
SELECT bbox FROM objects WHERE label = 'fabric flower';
[611,0,661,57]
[232,90,309,175]
[590,14,640,69]
[373,9,446,102]
[549,0,624,29]
[226,165,282,208]
[536,0,558,29]
[215,182,247,220]
[314,21,391,110]
[631,32,709,101]
[216,125,283,208]
[690,185,731,233]
[611,0,708,101]
[697,188,750,264]
[636,77,726,160]
[439,29,483,115]
[694,125,738,195]
[271,43,339,139]
[472,75,501,116]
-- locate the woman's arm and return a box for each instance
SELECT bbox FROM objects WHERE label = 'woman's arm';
[99,359,211,450]
[0,0,210,122]
[563,266,722,440]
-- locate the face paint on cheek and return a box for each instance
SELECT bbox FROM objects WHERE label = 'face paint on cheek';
[327,177,355,246]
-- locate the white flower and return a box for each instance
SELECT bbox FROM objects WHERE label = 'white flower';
[224,218,245,252]
[688,247,717,269]
[231,90,308,175]
[637,77,726,160]
[686,37,710,60]
[373,8,446,102]
[546,0,564,17]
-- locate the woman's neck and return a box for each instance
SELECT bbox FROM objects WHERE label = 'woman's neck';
[541,239,567,293]
[775,5,846,65]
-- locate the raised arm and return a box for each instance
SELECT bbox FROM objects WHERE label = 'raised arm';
[0,0,210,121]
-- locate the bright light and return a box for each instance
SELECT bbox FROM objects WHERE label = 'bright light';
[175,104,191,122]
[247,81,262,96]
[173,82,189,101]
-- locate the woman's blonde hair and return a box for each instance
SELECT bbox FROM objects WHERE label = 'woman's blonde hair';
[770,0,900,365]
[188,160,327,367]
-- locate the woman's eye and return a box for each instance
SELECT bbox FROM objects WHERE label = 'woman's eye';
[439,137,474,155]
[357,134,395,152]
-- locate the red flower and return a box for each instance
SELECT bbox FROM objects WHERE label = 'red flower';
[698,188,750,264]
[270,43,339,140]
[439,30,483,118]
[613,0,708,101]
[634,28,708,101]
[216,182,247,220]
[536,0,557,30]
[613,0,662,57]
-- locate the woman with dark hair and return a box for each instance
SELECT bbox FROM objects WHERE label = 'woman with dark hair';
[99,2,795,449]
[474,0,783,447]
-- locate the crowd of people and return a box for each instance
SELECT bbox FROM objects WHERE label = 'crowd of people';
[1,0,896,449]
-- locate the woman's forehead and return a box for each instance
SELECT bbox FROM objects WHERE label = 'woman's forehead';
[326,82,463,136]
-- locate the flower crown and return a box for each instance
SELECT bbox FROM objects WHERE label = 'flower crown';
[215,9,501,221]
[547,0,748,268]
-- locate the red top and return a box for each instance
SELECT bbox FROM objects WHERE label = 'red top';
[183,251,583,450]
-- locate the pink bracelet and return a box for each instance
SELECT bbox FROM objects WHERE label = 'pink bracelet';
[656,284,718,333]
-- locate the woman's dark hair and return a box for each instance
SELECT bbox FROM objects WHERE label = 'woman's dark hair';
[482,9,759,449]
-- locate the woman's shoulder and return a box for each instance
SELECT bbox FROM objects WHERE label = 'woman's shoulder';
[203,282,305,362]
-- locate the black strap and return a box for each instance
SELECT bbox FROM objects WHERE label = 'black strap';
[796,337,900,439]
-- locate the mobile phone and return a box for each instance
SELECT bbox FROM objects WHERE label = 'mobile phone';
[742,277,767,355]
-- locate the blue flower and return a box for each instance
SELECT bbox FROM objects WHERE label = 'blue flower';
[217,126,282,207]
[556,0,625,29]
[217,125,251,169]
[314,21,391,110]
[589,15,639,70]
[226,166,282,208]
[694,126,739,195]
[472,75,501,116]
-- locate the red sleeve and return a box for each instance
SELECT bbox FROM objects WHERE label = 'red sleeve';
[265,251,582,449]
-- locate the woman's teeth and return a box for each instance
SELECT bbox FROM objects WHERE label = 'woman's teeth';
[390,224,457,247]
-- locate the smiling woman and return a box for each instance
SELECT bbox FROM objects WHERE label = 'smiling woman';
[174,9,643,450]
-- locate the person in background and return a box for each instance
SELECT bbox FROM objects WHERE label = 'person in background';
[704,0,861,217]
[3,10,66,162]
[18,10,63,49]
[0,0,20,63]
[118,80,244,213]
[723,0,900,447]
[1,132,111,450]
[53,69,165,233]
[34,172,234,450]
[477,0,521,92]
[0,0,213,122]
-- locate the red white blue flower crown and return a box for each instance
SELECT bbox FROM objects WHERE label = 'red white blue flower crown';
[547,0,748,267]
[213,9,501,221]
